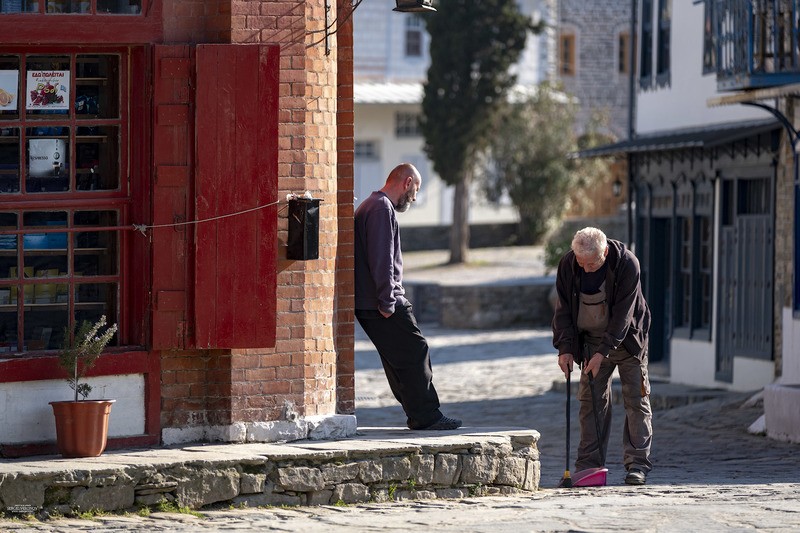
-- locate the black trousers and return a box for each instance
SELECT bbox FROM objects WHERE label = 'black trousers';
[356,304,442,429]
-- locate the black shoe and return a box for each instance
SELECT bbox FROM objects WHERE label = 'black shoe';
[625,468,647,485]
[417,415,462,430]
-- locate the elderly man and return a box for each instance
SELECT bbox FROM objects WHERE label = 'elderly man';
[552,227,653,485]
[354,163,461,431]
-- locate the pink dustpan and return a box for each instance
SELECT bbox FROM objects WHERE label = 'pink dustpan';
[572,467,608,487]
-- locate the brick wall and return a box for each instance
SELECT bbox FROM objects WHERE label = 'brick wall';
[773,98,796,376]
[158,0,354,436]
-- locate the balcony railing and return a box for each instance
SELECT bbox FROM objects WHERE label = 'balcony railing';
[714,0,800,90]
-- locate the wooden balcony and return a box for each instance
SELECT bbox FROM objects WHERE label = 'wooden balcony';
[714,0,800,90]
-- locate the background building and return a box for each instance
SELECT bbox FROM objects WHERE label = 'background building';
[352,1,558,247]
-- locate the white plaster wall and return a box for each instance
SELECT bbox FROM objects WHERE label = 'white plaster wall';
[781,307,800,384]
[0,374,145,444]
[636,0,765,134]
[670,338,774,392]
[354,102,518,227]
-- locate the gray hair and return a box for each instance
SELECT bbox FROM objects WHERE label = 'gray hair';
[571,227,607,258]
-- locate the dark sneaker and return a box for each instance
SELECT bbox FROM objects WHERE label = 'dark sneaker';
[418,415,462,430]
[625,468,647,485]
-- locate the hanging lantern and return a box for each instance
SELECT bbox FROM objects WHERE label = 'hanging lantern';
[394,0,436,13]
[612,178,623,197]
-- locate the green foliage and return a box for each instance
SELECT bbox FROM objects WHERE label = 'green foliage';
[421,0,532,185]
[388,483,397,500]
[155,499,204,518]
[543,229,573,274]
[58,315,118,402]
[479,84,614,244]
[420,0,535,262]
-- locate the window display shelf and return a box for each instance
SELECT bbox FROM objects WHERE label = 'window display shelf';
[0,302,105,311]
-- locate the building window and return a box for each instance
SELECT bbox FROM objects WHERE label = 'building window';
[395,112,421,138]
[0,52,128,354]
[702,0,716,74]
[405,15,424,57]
[559,32,576,76]
[618,31,631,75]
[639,0,653,87]
[0,0,144,14]
[355,140,378,159]
[656,0,671,84]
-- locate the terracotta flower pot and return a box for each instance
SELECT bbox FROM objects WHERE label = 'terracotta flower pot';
[50,400,115,458]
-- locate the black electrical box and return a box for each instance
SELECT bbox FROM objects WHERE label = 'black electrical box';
[287,198,322,260]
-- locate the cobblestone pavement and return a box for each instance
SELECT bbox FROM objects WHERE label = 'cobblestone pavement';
[4,324,800,532]
[3,247,800,531]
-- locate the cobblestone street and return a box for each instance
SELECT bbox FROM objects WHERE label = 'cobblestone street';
[3,323,800,532]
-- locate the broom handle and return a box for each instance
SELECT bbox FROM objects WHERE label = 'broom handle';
[566,367,570,473]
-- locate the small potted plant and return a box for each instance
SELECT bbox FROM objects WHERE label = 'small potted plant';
[50,315,118,458]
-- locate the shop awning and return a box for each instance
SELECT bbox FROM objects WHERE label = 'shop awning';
[575,118,780,158]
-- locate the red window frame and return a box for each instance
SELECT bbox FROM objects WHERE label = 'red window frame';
[0,45,147,357]
[0,1,161,45]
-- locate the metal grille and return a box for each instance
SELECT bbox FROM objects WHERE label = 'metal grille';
[714,0,800,85]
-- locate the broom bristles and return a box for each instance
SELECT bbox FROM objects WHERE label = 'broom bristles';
[558,469,573,488]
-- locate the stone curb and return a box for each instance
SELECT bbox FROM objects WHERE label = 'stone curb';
[0,428,540,515]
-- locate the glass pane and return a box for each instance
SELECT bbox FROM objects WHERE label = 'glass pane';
[75,283,118,344]
[74,211,118,276]
[76,55,119,119]
[22,212,68,290]
[0,307,18,354]
[47,0,90,13]
[0,128,19,193]
[97,0,140,14]
[0,56,20,118]
[25,307,67,351]
[76,125,119,190]
[25,130,69,192]
[25,56,70,117]
[0,212,17,280]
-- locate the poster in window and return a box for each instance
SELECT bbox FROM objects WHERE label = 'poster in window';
[28,139,66,178]
[26,70,69,110]
[0,70,18,109]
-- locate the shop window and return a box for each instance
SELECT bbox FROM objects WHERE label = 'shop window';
[0,51,128,355]
[0,0,143,14]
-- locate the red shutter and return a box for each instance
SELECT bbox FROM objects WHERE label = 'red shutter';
[193,45,279,349]
[150,45,193,350]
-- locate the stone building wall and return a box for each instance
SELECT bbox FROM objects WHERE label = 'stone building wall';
[559,0,631,139]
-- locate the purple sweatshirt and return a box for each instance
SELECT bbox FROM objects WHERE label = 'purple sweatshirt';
[354,191,407,314]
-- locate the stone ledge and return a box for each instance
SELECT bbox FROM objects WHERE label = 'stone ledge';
[0,428,540,514]
[406,279,555,329]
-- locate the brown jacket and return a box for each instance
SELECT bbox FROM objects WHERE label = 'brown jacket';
[552,239,651,359]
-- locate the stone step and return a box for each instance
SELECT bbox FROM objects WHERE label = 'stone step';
[0,428,539,516]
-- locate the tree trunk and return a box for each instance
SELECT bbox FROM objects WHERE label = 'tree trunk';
[448,173,471,264]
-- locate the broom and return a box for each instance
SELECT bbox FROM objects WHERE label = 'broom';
[558,368,573,488]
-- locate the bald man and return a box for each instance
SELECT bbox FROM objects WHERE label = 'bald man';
[354,163,462,431]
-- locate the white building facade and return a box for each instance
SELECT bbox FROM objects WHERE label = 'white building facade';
[352,1,558,233]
